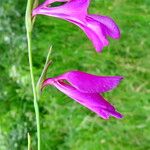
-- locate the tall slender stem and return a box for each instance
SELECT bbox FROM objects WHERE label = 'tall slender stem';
[25,0,40,149]
[28,133,31,150]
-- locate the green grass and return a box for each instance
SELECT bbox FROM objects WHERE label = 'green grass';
[0,0,150,149]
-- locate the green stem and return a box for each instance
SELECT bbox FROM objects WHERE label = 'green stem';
[25,0,40,150]
[28,133,31,150]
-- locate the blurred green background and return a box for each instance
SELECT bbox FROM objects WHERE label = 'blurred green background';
[0,0,150,149]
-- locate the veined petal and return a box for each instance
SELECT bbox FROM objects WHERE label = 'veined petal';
[88,14,121,39]
[67,17,109,52]
[43,80,123,119]
[55,70,123,93]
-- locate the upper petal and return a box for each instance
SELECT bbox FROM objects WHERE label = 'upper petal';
[55,70,123,93]
[88,14,121,39]
[33,0,90,20]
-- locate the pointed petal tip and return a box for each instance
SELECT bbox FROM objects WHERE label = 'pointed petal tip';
[95,48,103,53]
[98,108,123,120]
[94,40,110,53]
[118,76,124,80]
[110,110,124,119]
[115,112,124,119]
[95,46,104,53]
[115,33,121,39]
[119,76,124,83]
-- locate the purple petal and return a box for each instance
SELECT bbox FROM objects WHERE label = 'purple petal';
[33,0,89,21]
[43,80,123,119]
[88,14,120,39]
[55,70,123,93]
[67,17,109,52]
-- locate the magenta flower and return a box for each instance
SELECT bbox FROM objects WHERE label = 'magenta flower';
[32,0,120,52]
[42,70,123,119]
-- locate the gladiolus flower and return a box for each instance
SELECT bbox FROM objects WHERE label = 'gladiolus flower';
[42,70,123,119]
[32,0,120,52]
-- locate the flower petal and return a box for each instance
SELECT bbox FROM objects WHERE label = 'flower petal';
[33,0,89,21]
[88,14,121,39]
[55,70,123,93]
[67,17,109,52]
[43,80,123,119]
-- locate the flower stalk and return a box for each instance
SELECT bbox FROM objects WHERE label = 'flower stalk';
[28,133,31,150]
[25,0,40,149]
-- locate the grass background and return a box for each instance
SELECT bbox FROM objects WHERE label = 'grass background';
[0,0,150,149]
